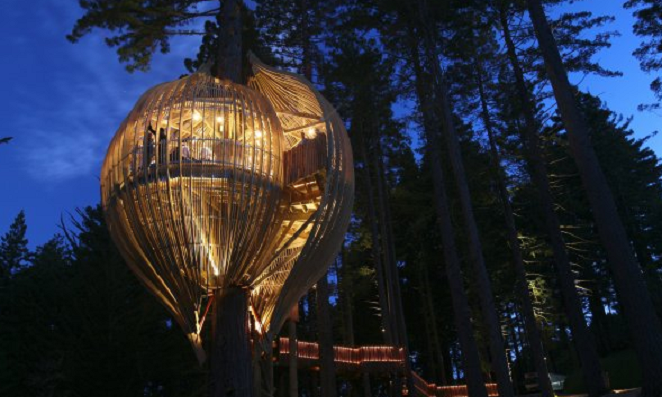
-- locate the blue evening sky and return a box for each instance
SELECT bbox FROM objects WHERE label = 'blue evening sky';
[0,0,659,248]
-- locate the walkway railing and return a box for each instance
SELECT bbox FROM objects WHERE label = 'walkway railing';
[412,372,499,397]
[276,337,499,397]
[278,337,406,373]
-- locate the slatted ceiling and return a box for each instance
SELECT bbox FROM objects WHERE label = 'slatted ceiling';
[247,68,322,118]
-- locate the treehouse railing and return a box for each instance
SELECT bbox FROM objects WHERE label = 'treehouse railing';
[123,135,326,187]
[127,137,279,176]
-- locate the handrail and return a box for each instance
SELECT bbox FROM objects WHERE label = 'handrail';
[276,337,499,397]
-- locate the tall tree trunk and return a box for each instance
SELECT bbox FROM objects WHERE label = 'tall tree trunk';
[526,2,662,395]
[433,64,516,397]
[299,0,312,80]
[371,134,412,395]
[423,312,439,381]
[372,140,400,346]
[373,135,409,349]
[310,370,320,397]
[406,22,488,397]
[296,11,340,395]
[338,249,355,347]
[363,373,372,397]
[316,273,337,397]
[583,261,612,355]
[475,63,555,397]
[211,287,254,397]
[359,131,395,345]
[420,261,448,385]
[337,255,359,397]
[253,338,274,397]
[288,309,299,397]
[416,4,514,396]
[210,4,251,394]
[442,342,454,384]
[279,369,286,397]
[498,5,607,396]
[558,322,580,373]
[627,218,662,319]
[217,0,242,82]
[508,309,522,390]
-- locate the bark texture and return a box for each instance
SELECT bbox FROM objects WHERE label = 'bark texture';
[217,0,242,82]
[211,287,253,397]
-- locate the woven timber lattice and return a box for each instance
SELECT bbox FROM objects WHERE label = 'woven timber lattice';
[100,56,354,361]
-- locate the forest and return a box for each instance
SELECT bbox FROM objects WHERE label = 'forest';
[1,0,662,397]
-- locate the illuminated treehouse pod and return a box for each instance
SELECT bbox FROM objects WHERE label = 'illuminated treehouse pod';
[100,57,354,359]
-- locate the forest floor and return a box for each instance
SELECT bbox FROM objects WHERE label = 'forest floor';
[555,388,642,397]
[519,389,641,397]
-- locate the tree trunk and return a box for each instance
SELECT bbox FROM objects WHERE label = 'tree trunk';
[217,0,242,82]
[310,370,320,397]
[373,135,409,349]
[371,134,413,395]
[498,5,607,396]
[406,21,488,397]
[288,313,299,397]
[338,249,355,346]
[363,373,372,397]
[423,312,439,381]
[584,262,612,355]
[279,370,286,397]
[336,255,358,396]
[209,1,252,395]
[416,5,515,397]
[359,131,395,345]
[210,287,253,397]
[508,310,522,390]
[475,62,555,397]
[316,272,338,397]
[424,72,488,397]
[253,339,274,397]
[430,56,516,397]
[628,220,662,320]
[299,0,312,80]
[420,261,448,385]
[526,1,662,395]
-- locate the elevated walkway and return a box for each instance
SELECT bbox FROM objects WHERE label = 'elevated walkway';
[275,337,499,397]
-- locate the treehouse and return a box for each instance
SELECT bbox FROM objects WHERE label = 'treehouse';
[100,56,354,361]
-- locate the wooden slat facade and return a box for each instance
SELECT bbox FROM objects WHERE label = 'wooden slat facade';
[100,58,354,363]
